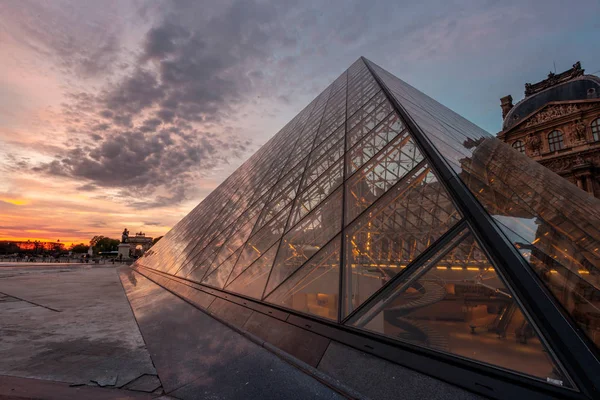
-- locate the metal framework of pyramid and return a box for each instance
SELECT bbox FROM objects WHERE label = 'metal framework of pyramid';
[134,58,600,397]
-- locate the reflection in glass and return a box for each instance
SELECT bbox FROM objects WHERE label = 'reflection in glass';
[290,159,343,227]
[368,58,600,354]
[225,242,280,299]
[346,131,424,224]
[136,58,599,390]
[267,188,343,297]
[344,166,461,316]
[459,138,600,351]
[351,229,573,387]
[266,236,340,320]
[202,246,243,289]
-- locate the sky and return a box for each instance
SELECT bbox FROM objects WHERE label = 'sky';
[1,0,599,246]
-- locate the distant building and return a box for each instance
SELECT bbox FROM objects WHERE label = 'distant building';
[497,62,600,197]
[127,232,153,257]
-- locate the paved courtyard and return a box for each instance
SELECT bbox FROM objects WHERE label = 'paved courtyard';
[0,263,161,396]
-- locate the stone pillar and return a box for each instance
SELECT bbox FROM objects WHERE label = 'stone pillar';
[500,95,513,119]
[118,243,130,259]
[586,175,594,194]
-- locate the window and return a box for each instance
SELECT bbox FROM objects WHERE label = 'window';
[547,130,564,152]
[591,117,600,142]
[512,140,525,153]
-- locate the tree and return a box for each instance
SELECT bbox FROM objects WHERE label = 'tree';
[70,243,89,253]
[152,236,163,245]
[90,236,120,254]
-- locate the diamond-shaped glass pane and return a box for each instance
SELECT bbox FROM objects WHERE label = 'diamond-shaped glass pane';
[308,125,345,167]
[346,132,424,224]
[290,159,343,227]
[233,204,291,278]
[344,165,461,316]
[266,235,340,320]
[347,91,386,131]
[225,241,280,299]
[350,228,573,388]
[202,246,243,289]
[347,112,405,176]
[185,249,219,282]
[347,100,395,151]
[267,188,343,297]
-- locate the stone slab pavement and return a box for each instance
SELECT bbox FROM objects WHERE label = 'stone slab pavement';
[0,264,159,395]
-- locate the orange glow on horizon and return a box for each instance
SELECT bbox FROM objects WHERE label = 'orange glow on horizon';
[0,198,29,206]
[0,236,82,248]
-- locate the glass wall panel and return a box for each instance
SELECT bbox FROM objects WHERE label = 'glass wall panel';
[266,235,341,320]
[202,247,243,289]
[350,228,573,388]
[347,112,405,176]
[346,132,424,224]
[459,138,600,351]
[226,241,280,299]
[290,159,343,227]
[344,166,461,316]
[267,188,343,297]
[233,204,292,278]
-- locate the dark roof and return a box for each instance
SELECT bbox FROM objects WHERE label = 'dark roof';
[503,75,600,130]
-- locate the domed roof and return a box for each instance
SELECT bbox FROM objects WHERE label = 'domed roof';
[503,75,600,130]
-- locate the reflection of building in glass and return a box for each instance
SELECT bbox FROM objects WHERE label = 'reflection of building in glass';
[131,57,600,398]
[497,62,600,197]
[459,137,600,353]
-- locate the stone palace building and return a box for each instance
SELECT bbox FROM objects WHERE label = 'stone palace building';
[497,62,600,197]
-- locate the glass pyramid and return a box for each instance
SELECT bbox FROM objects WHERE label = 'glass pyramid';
[134,58,600,391]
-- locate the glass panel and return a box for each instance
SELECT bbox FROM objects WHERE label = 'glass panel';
[186,249,219,281]
[369,58,600,353]
[302,139,345,190]
[347,99,395,150]
[225,241,280,299]
[266,235,341,321]
[459,138,600,351]
[350,229,573,388]
[344,166,461,316]
[254,175,301,235]
[267,188,343,297]
[347,91,387,131]
[347,112,405,176]
[202,246,243,289]
[233,204,291,277]
[346,132,424,224]
[290,159,343,227]
[211,211,260,269]
[308,125,345,167]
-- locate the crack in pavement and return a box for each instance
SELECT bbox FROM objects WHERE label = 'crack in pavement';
[0,291,61,312]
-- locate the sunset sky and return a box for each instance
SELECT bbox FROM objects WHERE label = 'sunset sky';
[1,0,599,246]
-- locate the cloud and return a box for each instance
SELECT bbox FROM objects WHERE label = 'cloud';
[35,126,250,205]
[32,0,307,207]
[143,221,163,226]
[0,0,125,78]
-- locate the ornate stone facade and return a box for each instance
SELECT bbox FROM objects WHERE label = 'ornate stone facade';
[497,63,600,198]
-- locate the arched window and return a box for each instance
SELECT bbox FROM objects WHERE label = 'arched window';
[591,117,600,142]
[548,130,564,152]
[512,140,525,153]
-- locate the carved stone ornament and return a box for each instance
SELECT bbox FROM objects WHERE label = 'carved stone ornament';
[543,158,572,173]
[524,104,581,128]
[574,154,587,166]
[525,133,542,155]
[524,61,584,97]
[573,120,587,142]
